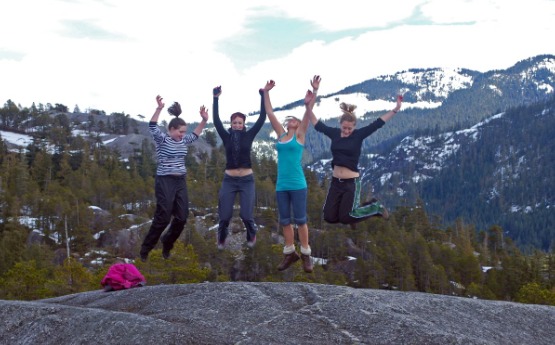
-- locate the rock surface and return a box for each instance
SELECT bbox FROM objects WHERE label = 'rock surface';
[1,282,554,344]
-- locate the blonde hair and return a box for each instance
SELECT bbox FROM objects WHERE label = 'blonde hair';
[339,102,357,124]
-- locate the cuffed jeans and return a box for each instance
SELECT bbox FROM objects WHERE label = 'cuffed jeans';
[276,188,308,226]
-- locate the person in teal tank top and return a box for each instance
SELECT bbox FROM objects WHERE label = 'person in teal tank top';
[261,78,319,273]
[275,133,306,191]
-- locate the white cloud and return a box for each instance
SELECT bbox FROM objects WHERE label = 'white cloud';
[1,0,554,125]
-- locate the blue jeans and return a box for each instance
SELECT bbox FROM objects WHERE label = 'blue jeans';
[276,188,308,225]
[217,174,257,242]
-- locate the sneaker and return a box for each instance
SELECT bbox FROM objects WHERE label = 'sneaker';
[277,251,300,271]
[139,250,149,262]
[217,233,227,250]
[301,254,313,273]
[217,240,225,250]
[162,248,171,259]
[246,235,256,248]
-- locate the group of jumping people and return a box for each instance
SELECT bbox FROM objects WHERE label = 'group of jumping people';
[139,76,403,273]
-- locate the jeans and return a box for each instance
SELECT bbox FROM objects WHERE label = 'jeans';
[217,174,257,243]
[276,188,308,225]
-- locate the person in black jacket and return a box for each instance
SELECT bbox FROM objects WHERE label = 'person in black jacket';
[212,85,267,249]
[307,76,403,228]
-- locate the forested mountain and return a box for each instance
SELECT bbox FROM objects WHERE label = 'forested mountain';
[302,54,555,251]
[354,98,555,251]
[0,55,554,304]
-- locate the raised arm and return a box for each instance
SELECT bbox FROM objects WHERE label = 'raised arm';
[211,86,227,139]
[308,75,321,126]
[150,95,165,123]
[250,88,267,134]
[380,95,403,123]
[297,91,313,138]
[262,80,285,137]
[193,105,209,136]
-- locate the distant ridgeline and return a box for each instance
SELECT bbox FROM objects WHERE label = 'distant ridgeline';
[0,54,554,253]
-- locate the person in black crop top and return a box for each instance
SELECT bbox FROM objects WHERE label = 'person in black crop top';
[307,76,403,228]
[212,85,266,249]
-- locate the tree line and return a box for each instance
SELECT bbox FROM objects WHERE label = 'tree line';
[0,100,554,306]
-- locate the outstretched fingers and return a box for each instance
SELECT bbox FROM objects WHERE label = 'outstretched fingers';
[199,105,209,120]
[156,95,164,108]
[311,75,321,90]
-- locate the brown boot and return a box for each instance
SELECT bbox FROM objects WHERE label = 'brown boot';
[301,254,313,273]
[379,204,390,220]
[277,251,300,271]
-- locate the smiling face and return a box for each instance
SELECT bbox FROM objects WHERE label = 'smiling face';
[169,124,187,141]
[340,120,355,137]
[231,117,245,131]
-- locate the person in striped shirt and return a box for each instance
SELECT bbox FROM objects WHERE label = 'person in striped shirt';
[139,95,208,262]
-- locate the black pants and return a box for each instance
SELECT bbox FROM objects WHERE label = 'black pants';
[323,177,379,225]
[141,175,189,253]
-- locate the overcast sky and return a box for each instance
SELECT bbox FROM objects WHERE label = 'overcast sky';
[1,0,554,124]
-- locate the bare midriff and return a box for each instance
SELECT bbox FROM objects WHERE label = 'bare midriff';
[332,165,359,179]
[225,168,253,177]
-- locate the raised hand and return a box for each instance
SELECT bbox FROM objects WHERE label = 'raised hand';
[213,86,222,97]
[263,80,276,92]
[304,90,316,105]
[156,95,165,109]
[395,95,403,110]
[311,75,321,91]
[199,105,209,121]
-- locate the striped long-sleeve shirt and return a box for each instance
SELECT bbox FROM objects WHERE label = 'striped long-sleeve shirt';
[149,122,198,176]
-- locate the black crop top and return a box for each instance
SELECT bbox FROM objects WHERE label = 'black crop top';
[314,118,385,172]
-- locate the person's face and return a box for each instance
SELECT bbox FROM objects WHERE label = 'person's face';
[231,117,245,131]
[340,120,355,137]
[169,125,187,141]
[285,117,300,129]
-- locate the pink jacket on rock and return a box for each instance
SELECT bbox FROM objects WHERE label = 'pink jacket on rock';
[101,263,146,291]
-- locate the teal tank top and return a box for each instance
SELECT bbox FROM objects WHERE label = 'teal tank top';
[276,133,307,191]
